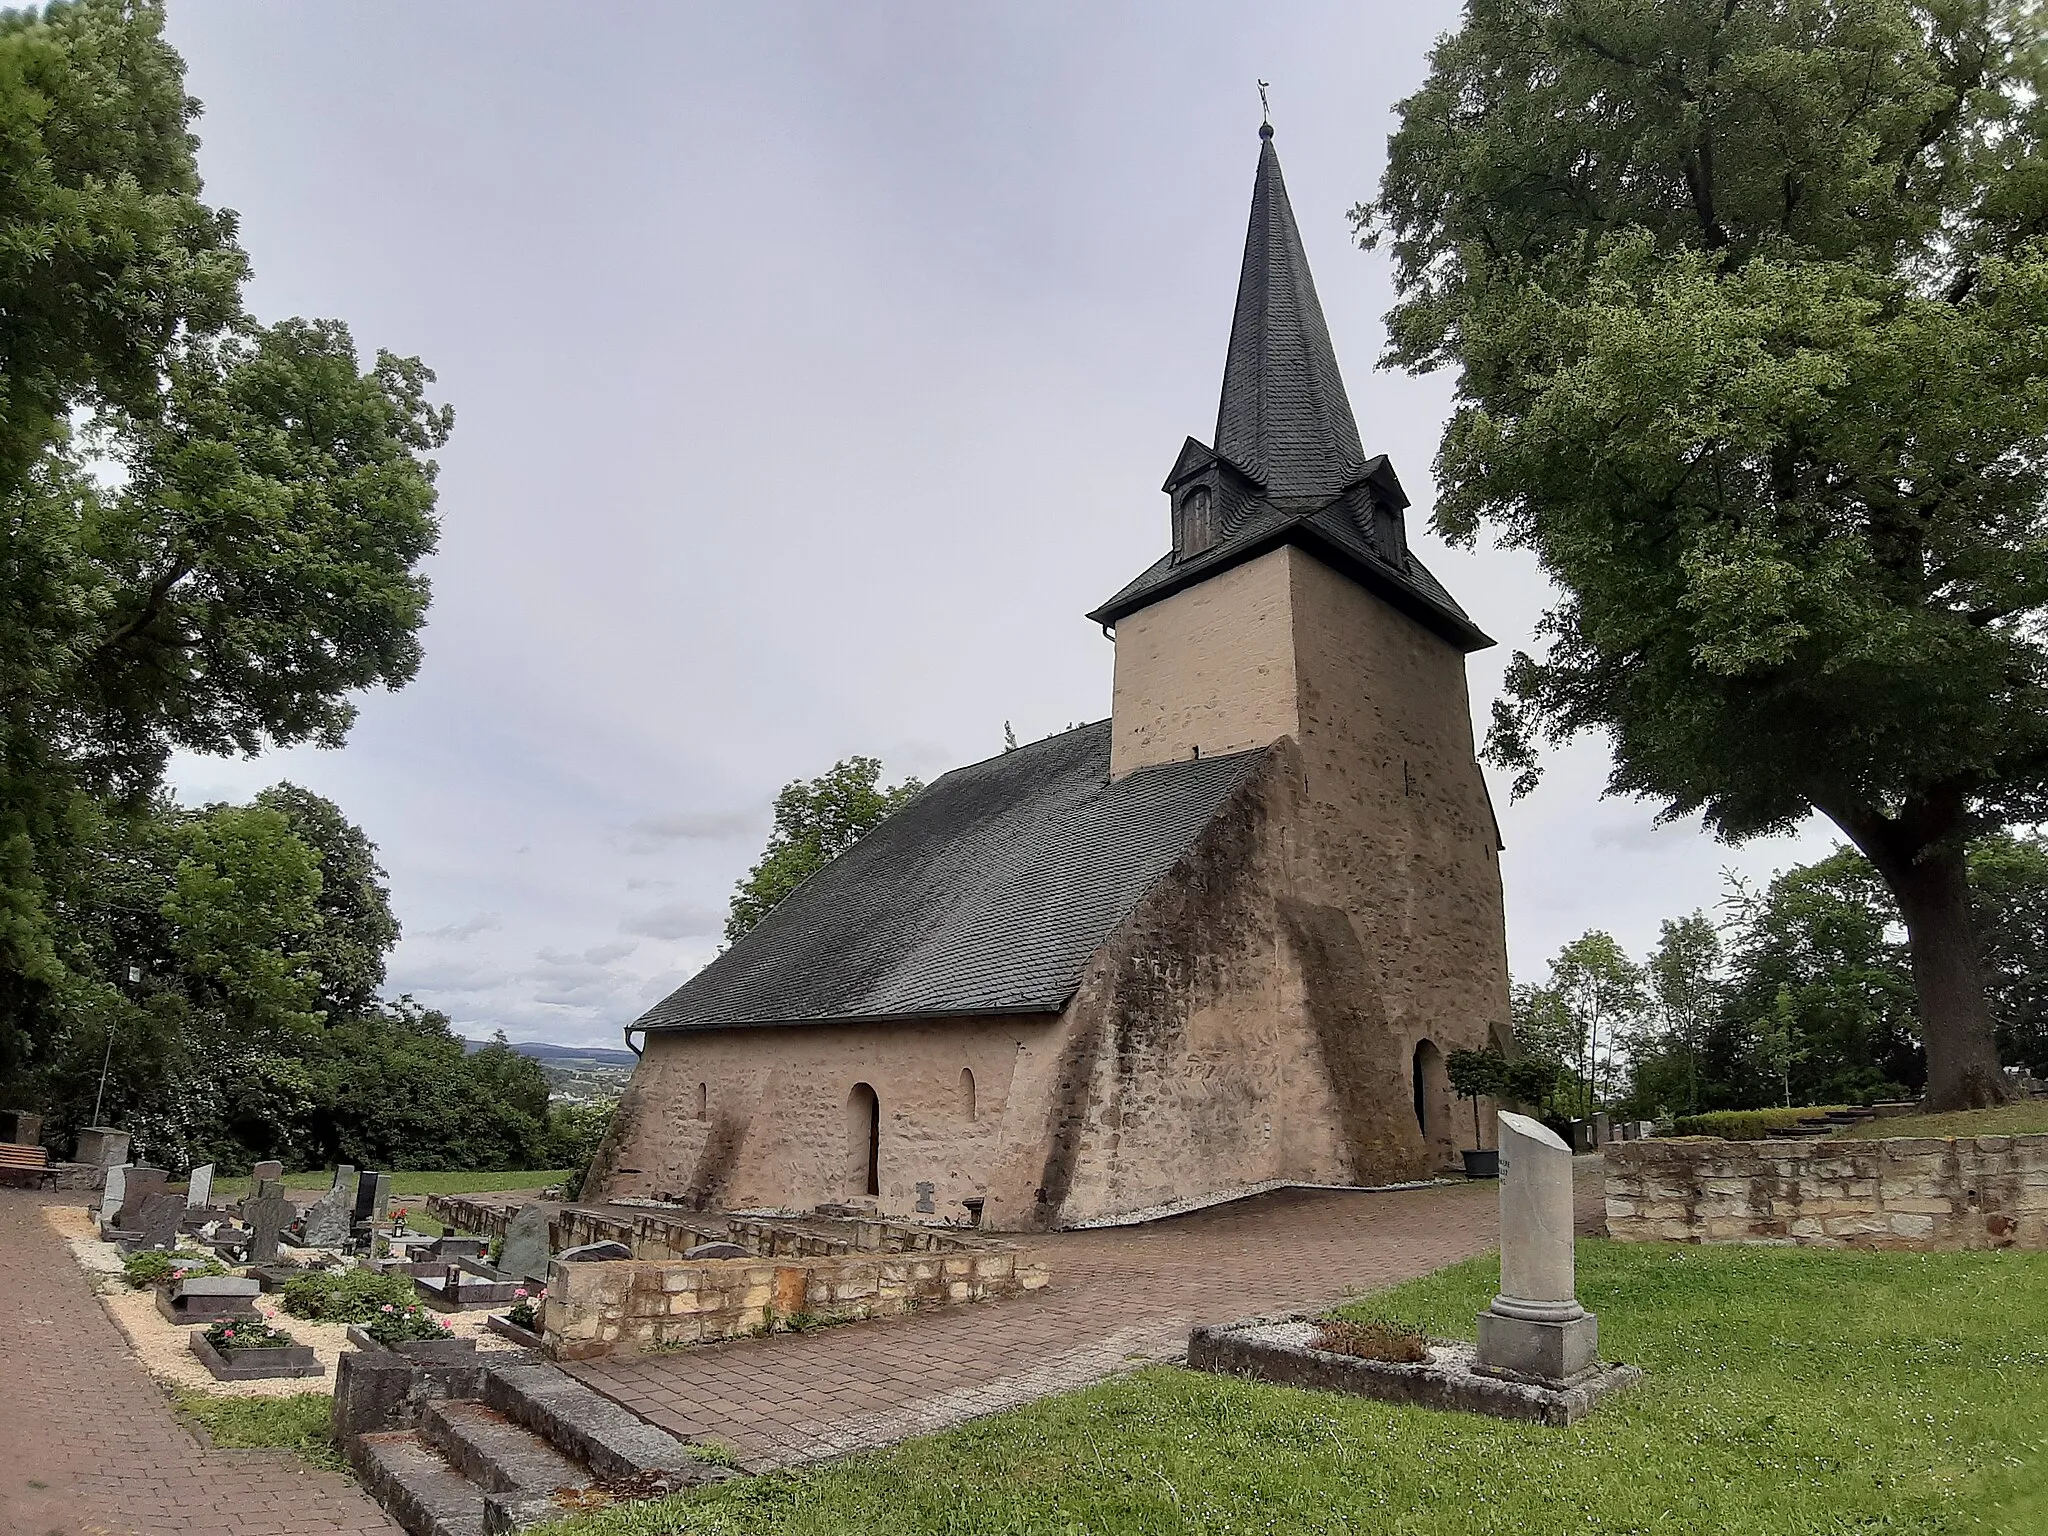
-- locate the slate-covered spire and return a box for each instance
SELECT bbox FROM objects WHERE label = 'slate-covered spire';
[1213,123,1366,500]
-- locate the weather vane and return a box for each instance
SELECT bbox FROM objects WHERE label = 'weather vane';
[1257,79,1271,126]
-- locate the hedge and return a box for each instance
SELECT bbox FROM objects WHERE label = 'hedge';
[1671,1106,1853,1141]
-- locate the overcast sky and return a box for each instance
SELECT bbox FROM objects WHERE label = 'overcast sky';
[160,1,1837,1048]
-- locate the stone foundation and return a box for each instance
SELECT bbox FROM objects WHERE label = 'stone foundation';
[1604,1134,2048,1249]
[543,1247,1049,1361]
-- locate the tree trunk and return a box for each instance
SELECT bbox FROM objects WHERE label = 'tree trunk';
[1826,790,2010,1112]
[1886,842,2010,1110]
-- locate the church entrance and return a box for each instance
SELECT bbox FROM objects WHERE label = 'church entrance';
[847,1082,880,1197]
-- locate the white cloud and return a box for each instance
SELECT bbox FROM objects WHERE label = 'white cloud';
[610,810,761,856]
[417,911,503,942]
[620,902,726,941]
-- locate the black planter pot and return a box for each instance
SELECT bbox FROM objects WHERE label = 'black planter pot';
[1461,1148,1500,1179]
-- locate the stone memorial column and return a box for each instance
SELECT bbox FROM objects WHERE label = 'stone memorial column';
[1476,1112,1596,1384]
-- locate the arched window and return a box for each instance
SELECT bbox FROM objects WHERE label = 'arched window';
[695,1082,708,1122]
[959,1067,977,1122]
[1413,1039,1444,1138]
[847,1082,880,1197]
[1177,484,1217,557]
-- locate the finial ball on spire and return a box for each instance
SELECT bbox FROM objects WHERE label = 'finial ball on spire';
[1259,121,1274,140]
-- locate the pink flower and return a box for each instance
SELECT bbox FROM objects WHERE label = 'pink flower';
[380,1304,395,1313]
[514,1288,527,1299]
[221,1328,234,1339]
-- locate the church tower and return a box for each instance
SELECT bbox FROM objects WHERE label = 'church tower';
[1090,124,1511,1170]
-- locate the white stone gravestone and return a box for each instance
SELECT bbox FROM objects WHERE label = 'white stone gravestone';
[1475,1112,1597,1385]
[186,1163,214,1209]
[100,1162,132,1224]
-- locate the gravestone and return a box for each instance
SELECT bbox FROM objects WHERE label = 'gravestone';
[99,1162,132,1224]
[251,1159,283,1183]
[125,1191,187,1252]
[557,1241,633,1263]
[352,1171,391,1226]
[299,1165,354,1247]
[0,1110,42,1146]
[242,1193,295,1265]
[75,1127,130,1168]
[915,1180,936,1214]
[682,1242,749,1261]
[113,1167,170,1227]
[157,1274,261,1325]
[1475,1112,1597,1385]
[426,1236,487,1261]
[1591,1112,1612,1147]
[185,1163,214,1210]
[499,1203,551,1284]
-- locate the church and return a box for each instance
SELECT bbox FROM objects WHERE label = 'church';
[587,125,1513,1230]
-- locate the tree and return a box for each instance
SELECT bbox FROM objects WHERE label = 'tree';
[0,0,450,1081]
[1446,1047,1506,1149]
[1364,0,2048,1108]
[1722,850,1921,1104]
[1968,831,2048,1076]
[254,784,399,1019]
[1633,912,1724,1114]
[1539,931,1647,1114]
[725,757,922,941]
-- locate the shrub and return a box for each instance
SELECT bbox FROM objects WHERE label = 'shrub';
[1310,1318,1430,1363]
[204,1316,296,1352]
[361,1300,452,1345]
[123,1249,227,1289]
[1672,1106,1853,1141]
[279,1266,417,1322]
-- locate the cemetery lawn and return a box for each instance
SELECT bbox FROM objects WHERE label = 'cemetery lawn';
[1831,1102,2048,1140]
[202,1168,569,1201]
[174,1389,344,1471]
[530,1241,2048,1536]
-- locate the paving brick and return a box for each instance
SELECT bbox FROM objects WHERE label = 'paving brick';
[566,1164,1604,1469]
[0,1190,398,1535]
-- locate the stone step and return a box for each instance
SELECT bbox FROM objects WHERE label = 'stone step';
[351,1432,488,1536]
[482,1359,733,1486]
[419,1399,586,1497]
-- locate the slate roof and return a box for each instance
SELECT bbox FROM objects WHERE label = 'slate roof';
[1089,126,1493,654]
[1215,125,1367,500]
[636,723,1269,1033]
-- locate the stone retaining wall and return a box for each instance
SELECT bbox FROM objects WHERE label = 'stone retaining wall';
[1605,1134,2048,1249]
[542,1247,1050,1360]
[424,1196,991,1261]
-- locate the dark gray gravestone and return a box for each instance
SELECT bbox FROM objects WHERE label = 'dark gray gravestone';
[156,1275,261,1325]
[125,1191,186,1251]
[242,1194,294,1264]
[499,1203,551,1284]
[426,1236,487,1261]
[113,1168,170,1228]
[299,1165,353,1247]
[681,1242,750,1261]
[557,1241,633,1263]
[352,1171,391,1225]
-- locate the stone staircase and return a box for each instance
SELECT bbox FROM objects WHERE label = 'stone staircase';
[339,1350,736,1536]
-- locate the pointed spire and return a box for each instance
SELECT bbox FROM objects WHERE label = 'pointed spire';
[1213,124,1366,500]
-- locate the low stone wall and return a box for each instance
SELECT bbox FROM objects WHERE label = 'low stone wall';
[1605,1134,2048,1249]
[425,1196,990,1261]
[543,1247,1050,1360]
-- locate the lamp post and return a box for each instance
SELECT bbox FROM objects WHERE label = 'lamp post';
[91,964,141,1128]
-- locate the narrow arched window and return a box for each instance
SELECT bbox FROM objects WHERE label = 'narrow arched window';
[959,1067,977,1122]
[695,1082,708,1122]
[847,1082,880,1197]
[1176,484,1217,557]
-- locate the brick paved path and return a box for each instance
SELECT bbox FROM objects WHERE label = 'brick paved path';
[0,1192,396,1536]
[568,1161,1606,1469]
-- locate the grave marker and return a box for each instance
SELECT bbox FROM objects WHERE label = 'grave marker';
[100,1162,132,1224]
[185,1163,214,1209]
[242,1194,294,1265]
[1475,1112,1598,1384]
[299,1165,354,1247]
[499,1203,551,1284]
[125,1191,187,1252]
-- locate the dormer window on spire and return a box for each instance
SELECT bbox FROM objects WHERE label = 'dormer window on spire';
[1175,482,1217,559]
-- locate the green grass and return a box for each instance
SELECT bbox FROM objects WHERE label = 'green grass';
[528,1241,2048,1536]
[173,1389,343,1471]
[1832,1102,2048,1140]
[1670,1104,1853,1139]
[202,1168,566,1202]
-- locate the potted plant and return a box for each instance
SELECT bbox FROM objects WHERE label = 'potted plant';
[488,1285,548,1348]
[1446,1048,1507,1177]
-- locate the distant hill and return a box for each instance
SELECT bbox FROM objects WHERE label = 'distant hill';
[461,1039,640,1068]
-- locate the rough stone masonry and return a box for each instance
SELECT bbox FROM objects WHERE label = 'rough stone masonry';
[1604,1133,2048,1249]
